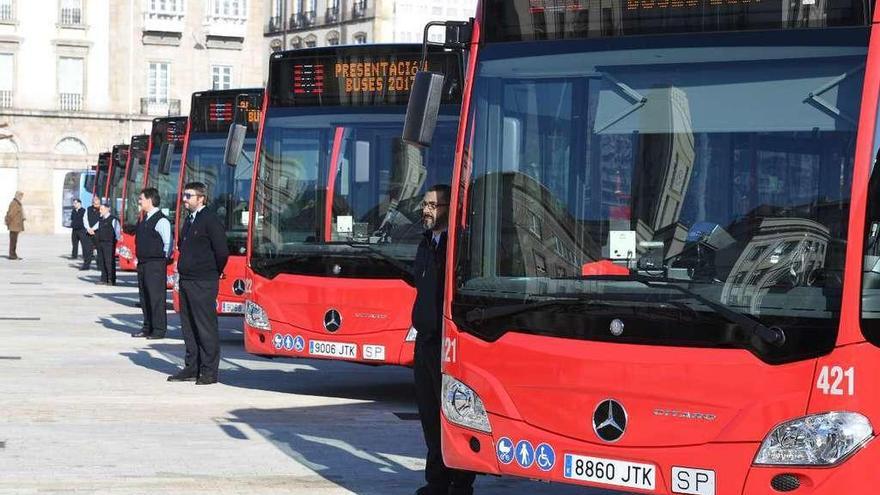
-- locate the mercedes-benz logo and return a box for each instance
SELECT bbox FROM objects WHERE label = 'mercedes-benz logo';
[610,318,625,336]
[232,279,246,296]
[593,399,628,443]
[323,309,342,332]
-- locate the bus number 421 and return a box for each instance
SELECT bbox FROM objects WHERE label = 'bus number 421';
[816,366,855,396]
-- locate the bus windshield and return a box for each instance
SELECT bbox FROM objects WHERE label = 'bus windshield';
[251,106,459,281]
[182,133,256,254]
[147,141,183,230]
[107,159,126,213]
[123,148,148,232]
[454,28,868,362]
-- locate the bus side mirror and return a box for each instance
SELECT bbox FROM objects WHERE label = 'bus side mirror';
[224,123,246,167]
[158,143,173,175]
[403,71,446,148]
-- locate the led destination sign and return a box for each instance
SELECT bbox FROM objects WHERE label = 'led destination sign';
[485,0,868,41]
[269,46,462,107]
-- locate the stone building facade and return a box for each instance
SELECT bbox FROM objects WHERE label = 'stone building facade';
[0,0,267,234]
[262,0,476,53]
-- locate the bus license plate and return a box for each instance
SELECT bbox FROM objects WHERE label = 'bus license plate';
[221,302,244,314]
[563,454,656,491]
[309,340,357,359]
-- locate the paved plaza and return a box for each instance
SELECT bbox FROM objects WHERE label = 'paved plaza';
[0,235,615,495]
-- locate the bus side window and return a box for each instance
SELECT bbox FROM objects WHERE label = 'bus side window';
[862,146,880,342]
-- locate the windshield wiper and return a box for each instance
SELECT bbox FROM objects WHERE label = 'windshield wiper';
[330,242,413,278]
[580,274,786,347]
[466,298,610,324]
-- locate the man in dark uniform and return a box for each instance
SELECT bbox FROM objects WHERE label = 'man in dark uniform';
[82,195,101,270]
[95,203,120,285]
[412,184,476,495]
[69,199,86,259]
[132,187,172,340]
[168,182,228,385]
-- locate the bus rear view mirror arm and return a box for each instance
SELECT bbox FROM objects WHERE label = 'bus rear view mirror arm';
[224,124,246,167]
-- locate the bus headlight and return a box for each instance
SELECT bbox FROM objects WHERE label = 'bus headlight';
[441,375,491,433]
[244,300,271,331]
[118,246,132,260]
[754,412,872,466]
[405,326,418,342]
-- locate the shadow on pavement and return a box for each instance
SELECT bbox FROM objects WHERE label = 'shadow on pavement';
[225,403,603,495]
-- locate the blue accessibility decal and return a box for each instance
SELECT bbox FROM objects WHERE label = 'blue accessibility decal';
[515,440,535,469]
[272,334,283,350]
[535,443,555,472]
[293,335,305,352]
[496,437,514,465]
[283,334,295,351]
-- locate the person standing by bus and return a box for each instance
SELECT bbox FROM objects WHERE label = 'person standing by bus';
[411,184,476,495]
[82,195,102,270]
[95,202,120,285]
[132,188,171,340]
[5,191,24,260]
[168,182,228,385]
[69,199,86,260]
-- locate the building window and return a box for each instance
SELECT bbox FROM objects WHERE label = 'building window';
[149,0,185,15]
[326,31,339,46]
[211,65,233,90]
[353,32,367,44]
[290,36,302,49]
[0,0,13,22]
[147,62,170,102]
[352,0,367,17]
[55,137,88,155]
[59,0,83,25]
[212,0,246,18]
[0,53,12,108]
[58,56,84,111]
[304,34,316,48]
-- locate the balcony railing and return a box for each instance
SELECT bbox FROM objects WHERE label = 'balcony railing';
[0,90,12,109]
[345,1,373,21]
[325,7,339,24]
[0,4,13,22]
[265,15,283,33]
[59,93,83,111]
[59,7,83,26]
[140,98,181,116]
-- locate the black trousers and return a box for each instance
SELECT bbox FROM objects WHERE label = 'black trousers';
[81,233,95,268]
[414,340,476,492]
[97,241,116,283]
[137,260,167,336]
[71,229,84,257]
[8,231,18,258]
[179,279,220,379]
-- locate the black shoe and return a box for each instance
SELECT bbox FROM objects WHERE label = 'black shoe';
[146,334,165,340]
[195,377,218,385]
[131,331,149,338]
[167,372,198,382]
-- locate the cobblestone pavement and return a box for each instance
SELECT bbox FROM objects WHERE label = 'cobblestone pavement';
[0,235,618,495]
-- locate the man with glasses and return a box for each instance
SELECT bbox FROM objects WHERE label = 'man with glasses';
[132,188,172,340]
[412,184,476,495]
[168,182,229,385]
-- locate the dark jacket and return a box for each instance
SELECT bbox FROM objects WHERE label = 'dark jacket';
[177,208,229,281]
[411,230,447,346]
[85,206,100,230]
[70,207,85,230]
[5,198,24,232]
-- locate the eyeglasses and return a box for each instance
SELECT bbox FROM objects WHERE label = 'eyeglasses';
[420,201,449,211]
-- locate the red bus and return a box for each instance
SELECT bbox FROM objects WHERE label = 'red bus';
[107,144,129,213]
[406,0,880,493]
[145,116,187,286]
[170,89,263,315]
[92,152,111,199]
[117,134,150,272]
[242,45,462,366]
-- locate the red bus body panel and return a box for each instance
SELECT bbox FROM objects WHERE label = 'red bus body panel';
[437,1,880,493]
[243,272,416,365]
